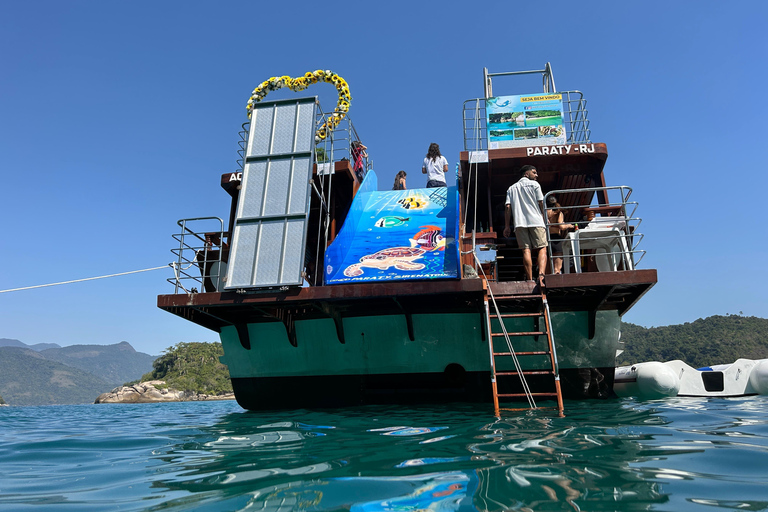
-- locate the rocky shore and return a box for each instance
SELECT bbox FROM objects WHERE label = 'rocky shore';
[94,380,235,404]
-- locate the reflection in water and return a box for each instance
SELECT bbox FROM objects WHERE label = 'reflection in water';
[144,398,768,511]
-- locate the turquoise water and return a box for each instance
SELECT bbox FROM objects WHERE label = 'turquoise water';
[1,398,767,511]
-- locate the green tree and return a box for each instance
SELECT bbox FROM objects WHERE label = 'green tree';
[619,315,768,368]
[141,342,232,395]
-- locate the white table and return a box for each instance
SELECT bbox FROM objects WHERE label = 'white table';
[561,225,633,274]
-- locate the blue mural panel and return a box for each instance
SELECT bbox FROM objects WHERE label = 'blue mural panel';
[324,171,459,284]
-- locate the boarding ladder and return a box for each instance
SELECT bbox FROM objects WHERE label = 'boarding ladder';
[483,284,564,416]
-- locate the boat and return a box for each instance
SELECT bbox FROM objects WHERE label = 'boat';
[157,64,657,412]
[614,359,768,399]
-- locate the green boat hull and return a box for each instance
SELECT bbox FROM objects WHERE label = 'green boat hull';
[219,310,620,409]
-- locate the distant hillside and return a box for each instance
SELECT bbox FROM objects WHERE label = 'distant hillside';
[40,341,155,387]
[0,338,61,351]
[619,315,768,368]
[0,347,113,405]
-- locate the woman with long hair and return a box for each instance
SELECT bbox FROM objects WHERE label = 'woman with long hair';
[421,142,448,188]
[393,170,407,190]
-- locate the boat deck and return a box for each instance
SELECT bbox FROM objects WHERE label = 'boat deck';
[158,269,656,334]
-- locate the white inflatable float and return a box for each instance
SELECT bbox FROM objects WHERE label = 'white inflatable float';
[614,358,768,399]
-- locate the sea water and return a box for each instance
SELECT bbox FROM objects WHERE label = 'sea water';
[1,397,767,511]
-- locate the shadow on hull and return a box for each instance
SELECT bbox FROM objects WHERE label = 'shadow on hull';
[231,367,615,410]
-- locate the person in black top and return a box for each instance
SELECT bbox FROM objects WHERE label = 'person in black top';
[393,170,407,190]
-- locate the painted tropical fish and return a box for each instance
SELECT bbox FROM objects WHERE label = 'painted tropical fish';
[343,247,426,277]
[397,195,427,210]
[374,216,409,228]
[410,225,445,251]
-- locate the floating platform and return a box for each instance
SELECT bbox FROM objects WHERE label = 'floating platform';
[614,359,768,399]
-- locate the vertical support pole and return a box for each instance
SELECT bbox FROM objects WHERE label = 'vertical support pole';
[542,295,564,416]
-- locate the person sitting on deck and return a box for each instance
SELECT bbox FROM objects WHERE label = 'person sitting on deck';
[392,170,407,190]
[421,142,448,188]
[503,165,548,283]
[546,195,575,274]
[351,141,368,181]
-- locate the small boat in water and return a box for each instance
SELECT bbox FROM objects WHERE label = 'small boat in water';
[614,359,768,399]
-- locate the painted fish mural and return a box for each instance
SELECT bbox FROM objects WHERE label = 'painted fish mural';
[343,247,427,277]
[397,195,428,210]
[410,225,445,251]
[374,216,409,228]
[324,172,459,284]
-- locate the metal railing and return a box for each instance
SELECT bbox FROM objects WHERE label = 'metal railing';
[236,121,249,174]
[544,186,645,275]
[168,217,227,294]
[462,91,591,152]
[314,106,371,177]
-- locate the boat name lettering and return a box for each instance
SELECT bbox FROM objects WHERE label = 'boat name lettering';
[526,144,596,157]
[228,172,243,182]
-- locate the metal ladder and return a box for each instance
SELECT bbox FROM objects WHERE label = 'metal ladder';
[484,287,564,416]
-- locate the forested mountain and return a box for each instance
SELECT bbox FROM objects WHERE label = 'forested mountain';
[0,338,61,351]
[0,347,113,405]
[619,315,768,368]
[0,341,156,406]
[40,342,155,387]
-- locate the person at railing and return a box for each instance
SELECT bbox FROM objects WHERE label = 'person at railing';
[393,170,407,190]
[351,140,368,181]
[421,142,448,188]
[503,165,547,283]
[546,195,575,274]
[196,233,228,292]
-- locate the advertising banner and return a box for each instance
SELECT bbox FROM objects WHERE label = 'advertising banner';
[486,93,566,149]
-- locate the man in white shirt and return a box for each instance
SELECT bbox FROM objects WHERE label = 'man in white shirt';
[503,165,548,282]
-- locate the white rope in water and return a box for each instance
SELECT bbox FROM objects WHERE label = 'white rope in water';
[0,265,170,294]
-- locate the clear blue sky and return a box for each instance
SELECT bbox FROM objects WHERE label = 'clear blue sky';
[1,1,766,355]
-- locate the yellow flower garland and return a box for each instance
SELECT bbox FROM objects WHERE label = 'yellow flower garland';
[246,70,351,142]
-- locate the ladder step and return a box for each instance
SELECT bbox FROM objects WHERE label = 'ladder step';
[496,370,554,376]
[499,406,562,412]
[498,392,560,398]
[493,351,550,356]
[494,312,542,318]
[493,294,543,300]
[491,331,546,337]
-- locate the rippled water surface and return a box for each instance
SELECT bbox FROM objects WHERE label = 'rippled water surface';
[1,397,767,511]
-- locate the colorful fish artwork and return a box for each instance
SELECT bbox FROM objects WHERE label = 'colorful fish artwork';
[343,247,427,277]
[397,195,427,210]
[374,216,409,228]
[410,225,445,251]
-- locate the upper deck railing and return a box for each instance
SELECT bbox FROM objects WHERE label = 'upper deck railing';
[543,186,645,275]
[462,91,591,152]
[168,217,227,294]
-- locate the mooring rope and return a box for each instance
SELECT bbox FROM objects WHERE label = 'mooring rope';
[0,265,170,294]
